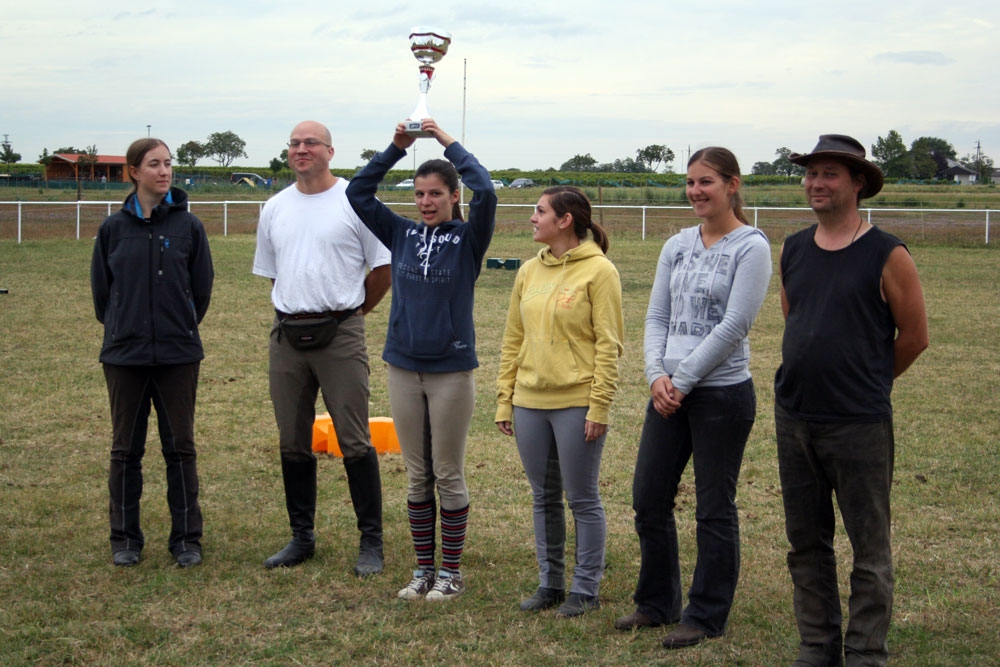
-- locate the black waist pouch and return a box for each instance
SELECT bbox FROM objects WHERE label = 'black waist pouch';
[279,317,338,350]
[274,308,359,351]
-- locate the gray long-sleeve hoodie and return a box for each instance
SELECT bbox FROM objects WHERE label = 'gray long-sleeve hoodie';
[643,224,772,394]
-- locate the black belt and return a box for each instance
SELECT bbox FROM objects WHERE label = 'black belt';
[276,308,359,321]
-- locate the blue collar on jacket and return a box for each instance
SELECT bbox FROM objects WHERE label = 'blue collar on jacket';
[129,189,174,219]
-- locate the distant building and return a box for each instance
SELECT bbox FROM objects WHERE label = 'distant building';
[45,154,127,183]
[936,158,977,185]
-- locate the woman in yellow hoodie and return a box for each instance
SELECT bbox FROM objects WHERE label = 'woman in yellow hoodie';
[496,186,624,617]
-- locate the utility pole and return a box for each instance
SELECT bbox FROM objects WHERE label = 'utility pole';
[461,57,467,209]
[975,140,982,185]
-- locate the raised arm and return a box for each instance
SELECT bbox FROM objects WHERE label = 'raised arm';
[446,146,497,262]
[415,118,498,259]
[346,133,411,248]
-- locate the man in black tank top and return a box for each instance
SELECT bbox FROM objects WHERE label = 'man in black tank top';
[773,135,928,667]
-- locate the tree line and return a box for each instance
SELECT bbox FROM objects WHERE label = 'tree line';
[752,133,995,184]
[14,131,251,170]
[6,131,994,184]
[869,131,993,183]
[556,145,676,173]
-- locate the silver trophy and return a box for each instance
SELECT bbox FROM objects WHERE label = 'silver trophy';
[404,27,452,137]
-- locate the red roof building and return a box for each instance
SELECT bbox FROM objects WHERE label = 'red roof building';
[45,153,128,183]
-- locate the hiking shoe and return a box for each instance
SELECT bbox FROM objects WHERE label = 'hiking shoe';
[175,551,202,568]
[662,623,709,649]
[556,593,600,617]
[519,587,565,611]
[354,543,384,578]
[397,570,436,600]
[614,609,662,630]
[263,538,315,569]
[425,571,465,601]
[113,550,140,567]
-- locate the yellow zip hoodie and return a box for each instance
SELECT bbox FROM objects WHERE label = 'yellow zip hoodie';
[495,239,624,425]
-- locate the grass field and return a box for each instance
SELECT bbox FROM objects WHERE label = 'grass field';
[1,231,998,666]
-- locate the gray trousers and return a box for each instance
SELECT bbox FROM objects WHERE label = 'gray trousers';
[514,406,606,597]
[268,313,374,462]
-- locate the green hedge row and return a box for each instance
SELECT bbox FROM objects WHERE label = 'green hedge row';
[0,160,983,191]
[0,164,45,176]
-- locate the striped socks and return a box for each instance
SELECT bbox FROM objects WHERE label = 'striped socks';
[408,498,436,573]
[440,504,469,575]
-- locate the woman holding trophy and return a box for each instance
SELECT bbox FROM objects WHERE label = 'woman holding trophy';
[346,118,497,602]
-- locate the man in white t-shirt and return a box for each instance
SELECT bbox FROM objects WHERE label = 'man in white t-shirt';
[253,120,392,577]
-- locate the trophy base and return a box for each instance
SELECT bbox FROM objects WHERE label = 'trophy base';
[404,119,432,138]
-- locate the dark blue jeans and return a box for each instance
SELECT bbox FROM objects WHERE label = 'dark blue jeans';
[631,379,756,636]
[775,403,895,667]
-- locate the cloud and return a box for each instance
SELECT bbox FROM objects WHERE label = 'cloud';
[3,2,998,171]
[873,51,955,66]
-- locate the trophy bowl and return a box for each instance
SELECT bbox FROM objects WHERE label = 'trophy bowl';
[404,27,452,138]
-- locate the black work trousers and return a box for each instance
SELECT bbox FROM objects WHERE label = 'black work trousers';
[103,362,203,557]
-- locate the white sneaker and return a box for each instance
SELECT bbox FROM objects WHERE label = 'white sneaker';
[397,570,436,600]
[425,571,465,601]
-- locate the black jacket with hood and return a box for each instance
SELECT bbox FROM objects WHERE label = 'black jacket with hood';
[91,186,214,366]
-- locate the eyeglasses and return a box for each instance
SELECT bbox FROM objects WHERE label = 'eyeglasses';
[287,139,331,149]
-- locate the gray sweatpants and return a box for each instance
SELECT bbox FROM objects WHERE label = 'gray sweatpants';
[514,406,607,597]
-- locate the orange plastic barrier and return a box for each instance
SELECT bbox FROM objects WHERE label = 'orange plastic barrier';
[312,415,331,453]
[369,416,401,454]
[312,414,396,457]
[311,414,343,456]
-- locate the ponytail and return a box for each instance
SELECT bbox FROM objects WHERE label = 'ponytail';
[541,186,610,253]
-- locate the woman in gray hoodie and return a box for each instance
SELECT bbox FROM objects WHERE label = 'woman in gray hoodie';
[614,147,772,650]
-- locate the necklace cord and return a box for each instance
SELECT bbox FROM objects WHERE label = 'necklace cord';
[850,217,864,244]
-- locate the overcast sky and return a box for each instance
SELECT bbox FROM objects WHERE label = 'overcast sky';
[2,1,997,174]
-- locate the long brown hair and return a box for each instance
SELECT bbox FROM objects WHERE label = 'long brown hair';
[125,137,171,194]
[541,186,609,253]
[688,147,748,224]
[415,159,463,221]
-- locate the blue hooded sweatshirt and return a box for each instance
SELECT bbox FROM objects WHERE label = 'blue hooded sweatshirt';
[346,142,497,372]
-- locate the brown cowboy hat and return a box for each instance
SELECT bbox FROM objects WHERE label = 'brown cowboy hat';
[789,134,884,199]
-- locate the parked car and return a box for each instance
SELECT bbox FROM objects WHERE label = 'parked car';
[491,179,505,189]
[509,178,536,188]
[395,178,415,189]
[230,172,269,187]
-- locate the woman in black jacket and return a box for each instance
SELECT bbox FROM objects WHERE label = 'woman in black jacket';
[91,138,214,568]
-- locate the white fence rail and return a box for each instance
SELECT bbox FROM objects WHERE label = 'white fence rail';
[0,201,266,243]
[0,200,993,244]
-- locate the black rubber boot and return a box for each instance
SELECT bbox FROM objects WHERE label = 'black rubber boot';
[264,456,317,569]
[344,447,384,578]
